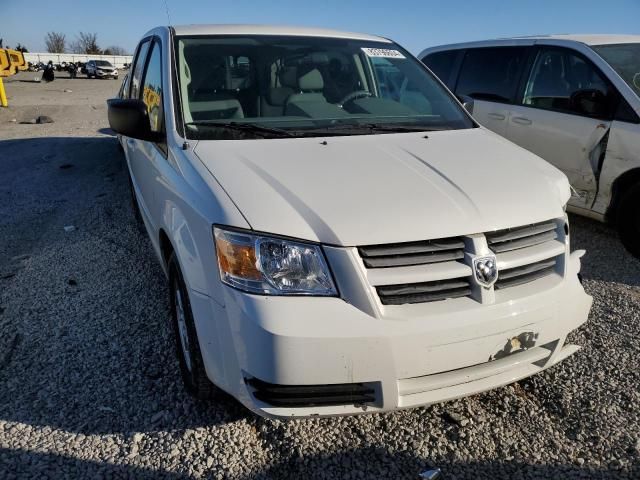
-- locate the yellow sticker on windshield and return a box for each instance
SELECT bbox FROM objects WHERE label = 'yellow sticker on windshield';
[361,48,406,59]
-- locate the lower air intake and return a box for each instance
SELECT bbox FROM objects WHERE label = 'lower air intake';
[246,378,376,407]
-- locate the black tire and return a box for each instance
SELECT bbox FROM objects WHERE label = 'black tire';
[168,253,218,400]
[617,182,640,258]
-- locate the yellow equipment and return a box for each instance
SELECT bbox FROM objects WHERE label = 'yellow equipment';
[0,48,28,107]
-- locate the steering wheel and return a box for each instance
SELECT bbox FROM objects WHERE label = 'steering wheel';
[338,90,373,108]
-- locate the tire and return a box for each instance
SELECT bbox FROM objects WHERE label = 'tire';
[168,253,218,400]
[617,182,640,258]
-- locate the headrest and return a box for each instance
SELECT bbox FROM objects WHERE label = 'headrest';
[298,69,324,91]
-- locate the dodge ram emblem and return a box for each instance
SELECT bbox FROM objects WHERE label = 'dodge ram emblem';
[473,255,498,287]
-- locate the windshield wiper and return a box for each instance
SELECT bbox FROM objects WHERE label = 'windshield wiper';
[363,123,449,132]
[185,121,294,138]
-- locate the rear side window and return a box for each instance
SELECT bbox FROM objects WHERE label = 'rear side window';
[422,50,458,88]
[456,47,527,102]
[130,40,151,99]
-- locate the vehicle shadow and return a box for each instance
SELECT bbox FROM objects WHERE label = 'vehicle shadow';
[250,447,636,479]
[2,445,634,479]
[568,214,640,286]
[1,447,189,479]
[0,136,248,437]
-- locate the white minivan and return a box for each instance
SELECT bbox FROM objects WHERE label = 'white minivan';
[108,25,591,418]
[420,35,640,257]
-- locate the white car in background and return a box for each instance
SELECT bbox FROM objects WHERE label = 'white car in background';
[107,25,591,419]
[420,35,640,257]
[86,59,119,79]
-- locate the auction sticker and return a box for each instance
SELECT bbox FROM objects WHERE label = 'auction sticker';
[361,48,406,59]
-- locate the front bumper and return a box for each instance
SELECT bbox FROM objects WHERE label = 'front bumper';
[189,250,591,419]
[96,70,117,78]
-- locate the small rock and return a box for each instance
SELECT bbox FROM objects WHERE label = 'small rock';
[442,411,468,427]
[36,115,54,124]
[63,89,73,93]
[63,225,76,232]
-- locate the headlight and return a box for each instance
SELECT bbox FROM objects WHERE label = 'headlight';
[214,226,337,296]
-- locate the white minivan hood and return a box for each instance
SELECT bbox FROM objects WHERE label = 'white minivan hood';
[194,128,569,246]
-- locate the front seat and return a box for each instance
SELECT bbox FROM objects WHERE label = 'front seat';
[285,68,348,118]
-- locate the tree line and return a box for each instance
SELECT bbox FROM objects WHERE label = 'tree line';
[45,32,128,55]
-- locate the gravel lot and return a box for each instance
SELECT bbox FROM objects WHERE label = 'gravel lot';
[0,72,639,479]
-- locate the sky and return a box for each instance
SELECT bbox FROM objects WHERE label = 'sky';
[2,0,639,55]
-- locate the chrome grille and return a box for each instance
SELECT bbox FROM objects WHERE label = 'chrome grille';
[495,257,558,290]
[486,220,557,253]
[358,237,464,268]
[357,218,565,306]
[377,278,471,305]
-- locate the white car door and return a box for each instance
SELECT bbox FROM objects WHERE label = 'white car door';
[505,47,613,209]
[124,39,161,228]
[454,47,529,137]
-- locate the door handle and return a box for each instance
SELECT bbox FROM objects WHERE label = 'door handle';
[487,113,506,120]
[512,116,532,125]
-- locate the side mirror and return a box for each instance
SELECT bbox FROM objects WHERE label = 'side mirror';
[457,94,474,115]
[107,98,163,142]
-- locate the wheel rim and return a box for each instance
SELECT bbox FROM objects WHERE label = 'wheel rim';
[174,284,193,373]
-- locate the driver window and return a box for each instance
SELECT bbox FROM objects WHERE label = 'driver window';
[522,48,610,117]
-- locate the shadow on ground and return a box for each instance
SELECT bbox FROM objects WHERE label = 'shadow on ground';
[2,446,635,479]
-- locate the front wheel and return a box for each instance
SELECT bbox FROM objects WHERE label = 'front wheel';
[617,183,640,258]
[168,253,218,399]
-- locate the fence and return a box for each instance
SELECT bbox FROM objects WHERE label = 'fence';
[24,52,133,68]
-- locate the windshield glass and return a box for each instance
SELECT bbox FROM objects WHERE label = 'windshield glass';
[96,60,112,67]
[176,35,474,139]
[592,43,640,98]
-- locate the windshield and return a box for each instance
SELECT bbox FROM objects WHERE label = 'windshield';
[96,60,112,67]
[175,35,474,139]
[592,43,640,98]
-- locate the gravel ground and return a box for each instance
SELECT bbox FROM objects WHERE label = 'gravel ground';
[0,72,639,479]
